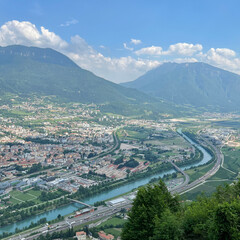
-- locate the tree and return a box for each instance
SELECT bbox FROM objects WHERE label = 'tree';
[114,155,124,165]
[151,209,183,240]
[121,180,180,240]
[208,201,240,240]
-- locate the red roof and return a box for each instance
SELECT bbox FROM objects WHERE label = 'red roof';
[76,231,86,236]
[98,231,114,240]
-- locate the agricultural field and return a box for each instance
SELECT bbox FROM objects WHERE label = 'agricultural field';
[155,135,191,148]
[181,179,233,201]
[185,161,215,183]
[96,216,127,238]
[222,147,240,173]
[99,216,126,227]
[209,167,237,181]
[118,128,150,141]
[181,146,239,201]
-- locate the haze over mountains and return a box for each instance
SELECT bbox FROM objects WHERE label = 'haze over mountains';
[0,45,169,115]
[123,62,240,111]
[1,45,240,115]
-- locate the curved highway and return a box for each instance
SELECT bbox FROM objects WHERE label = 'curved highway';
[171,137,223,195]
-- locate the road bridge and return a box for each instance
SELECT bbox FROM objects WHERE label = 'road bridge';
[169,161,190,191]
[67,198,92,208]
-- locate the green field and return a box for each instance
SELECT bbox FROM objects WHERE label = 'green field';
[185,161,215,183]
[144,135,191,148]
[124,130,148,140]
[97,216,126,238]
[159,136,191,148]
[104,228,122,238]
[209,167,237,180]
[98,217,126,228]
[181,180,233,200]
[9,189,42,204]
[222,147,240,173]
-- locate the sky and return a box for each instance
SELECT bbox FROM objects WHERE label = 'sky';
[0,0,240,83]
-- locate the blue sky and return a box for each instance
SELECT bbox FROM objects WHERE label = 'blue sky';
[0,0,240,82]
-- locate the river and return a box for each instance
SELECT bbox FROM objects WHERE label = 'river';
[0,130,212,235]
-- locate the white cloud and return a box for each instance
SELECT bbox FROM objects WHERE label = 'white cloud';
[199,48,240,74]
[0,20,68,49]
[135,46,163,56]
[0,21,160,82]
[60,19,78,27]
[173,57,198,63]
[131,38,142,45]
[164,43,203,56]
[123,43,133,51]
[215,48,236,57]
[1,20,240,82]
[135,43,202,56]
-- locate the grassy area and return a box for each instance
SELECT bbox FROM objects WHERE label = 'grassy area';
[181,149,239,201]
[94,216,126,239]
[181,180,233,201]
[105,228,122,238]
[27,189,42,197]
[185,161,215,183]
[125,130,148,140]
[98,217,126,228]
[222,147,240,173]
[144,135,191,149]
[159,136,191,148]
[9,189,42,204]
[209,167,237,180]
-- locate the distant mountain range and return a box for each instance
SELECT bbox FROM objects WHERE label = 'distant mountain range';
[2,45,238,116]
[0,45,150,103]
[0,45,182,116]
[123,62,240,111]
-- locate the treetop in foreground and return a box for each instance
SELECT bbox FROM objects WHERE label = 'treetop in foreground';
[121,180,240,240]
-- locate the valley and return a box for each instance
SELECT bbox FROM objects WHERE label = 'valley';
[0,95,239,239]
[0,46,240,239]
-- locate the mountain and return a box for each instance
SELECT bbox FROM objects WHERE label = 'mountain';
[123,62,240,111]
[0,45,165,115]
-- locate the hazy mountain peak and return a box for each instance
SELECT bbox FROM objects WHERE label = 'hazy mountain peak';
[123,62,240,111]
[0,45,78,67]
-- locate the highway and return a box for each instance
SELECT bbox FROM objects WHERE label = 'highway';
[169,160,190,191]
[10,202,132,240]
[172,137,223,195]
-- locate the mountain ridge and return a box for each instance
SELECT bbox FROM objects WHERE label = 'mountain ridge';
[0,45,181,116]
[122,62,240,111]
[0,45,153,104]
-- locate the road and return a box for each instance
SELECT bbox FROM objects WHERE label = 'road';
[10,201,132,240]
[90,131,120,160]
[172,137,223,195]
[169,160,190,191]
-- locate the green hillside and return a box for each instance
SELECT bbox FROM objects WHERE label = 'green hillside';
[0,45,153,105]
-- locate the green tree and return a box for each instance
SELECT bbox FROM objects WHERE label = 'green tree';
[208,200,240,240]
[121,180,179,240]
[151,209,183,240]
